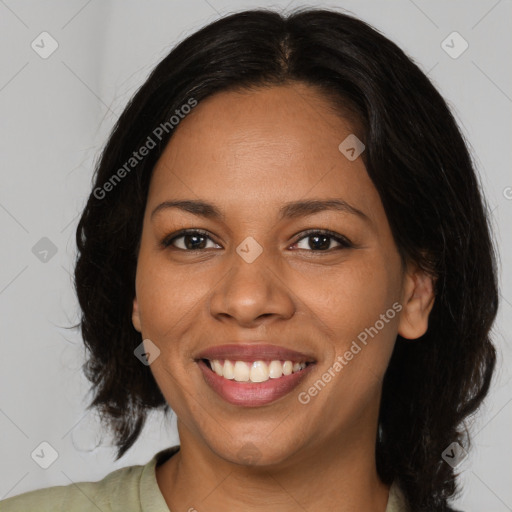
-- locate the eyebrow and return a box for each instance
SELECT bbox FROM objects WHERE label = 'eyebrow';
[151,198,370,223]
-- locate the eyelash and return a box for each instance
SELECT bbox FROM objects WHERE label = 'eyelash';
[161,228,353,252]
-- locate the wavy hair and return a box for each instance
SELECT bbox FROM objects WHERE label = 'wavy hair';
[74,8,498,511]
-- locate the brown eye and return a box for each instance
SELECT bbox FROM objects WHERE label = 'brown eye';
[291,230,353,251]
[162,230,221,250]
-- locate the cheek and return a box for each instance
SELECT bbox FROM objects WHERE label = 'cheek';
[303,258,400,345]
[303,263,400,415]
[134,250,206,341]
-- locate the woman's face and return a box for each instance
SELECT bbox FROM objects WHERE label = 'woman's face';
[132,83,433,466]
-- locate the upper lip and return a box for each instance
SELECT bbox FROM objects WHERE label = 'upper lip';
[195,343,316,363]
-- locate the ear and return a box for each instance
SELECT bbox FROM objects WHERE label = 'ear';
[132,297,142,333]
[397,265,436,340]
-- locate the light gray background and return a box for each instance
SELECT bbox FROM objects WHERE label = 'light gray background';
[1,0,511,510]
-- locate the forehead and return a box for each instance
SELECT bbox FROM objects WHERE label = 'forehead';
[148,84,380,220]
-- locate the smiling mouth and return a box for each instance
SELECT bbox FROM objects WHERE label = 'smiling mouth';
[203,358,311,383]
[195,343,316,406]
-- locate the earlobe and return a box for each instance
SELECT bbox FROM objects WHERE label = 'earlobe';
[397,266,436,340]
[132,297,142,333]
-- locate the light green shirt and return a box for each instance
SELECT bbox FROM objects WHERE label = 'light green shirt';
[1,445,409,511]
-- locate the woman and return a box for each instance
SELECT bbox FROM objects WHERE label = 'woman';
[1,7,498,512]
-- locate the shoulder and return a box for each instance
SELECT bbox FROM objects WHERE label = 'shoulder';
[0,451,166,512]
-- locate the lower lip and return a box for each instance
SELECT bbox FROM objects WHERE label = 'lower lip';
[197,360,314,407]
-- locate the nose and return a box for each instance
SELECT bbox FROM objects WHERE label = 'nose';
[209,250,296,328]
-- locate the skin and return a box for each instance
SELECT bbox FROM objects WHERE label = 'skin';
[132,83,435,512]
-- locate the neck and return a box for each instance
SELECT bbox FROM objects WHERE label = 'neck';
[156,424,390,512]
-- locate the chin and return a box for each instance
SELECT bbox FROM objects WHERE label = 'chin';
[205,433,307,468]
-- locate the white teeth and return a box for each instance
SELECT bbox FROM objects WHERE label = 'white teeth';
[249,361,269,382]
[268,360,283,379]
[212,360,223,376]
[208,359,308,383]
[233,361,250,382]
[223,360,235,379]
